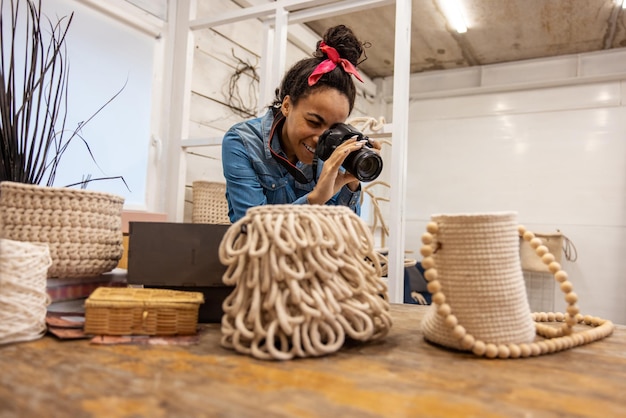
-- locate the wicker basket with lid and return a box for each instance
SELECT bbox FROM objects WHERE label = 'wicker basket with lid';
[84,287,204,336]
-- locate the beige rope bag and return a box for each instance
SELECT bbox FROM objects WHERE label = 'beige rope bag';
[218,205,392,360]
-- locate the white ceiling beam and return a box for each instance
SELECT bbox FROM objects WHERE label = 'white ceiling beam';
[76,0,164,37]
[288,0,395,24]
[189,0,336,30]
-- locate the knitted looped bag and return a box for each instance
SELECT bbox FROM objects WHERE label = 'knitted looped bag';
[420,212,613,358]
[218,204,392,360]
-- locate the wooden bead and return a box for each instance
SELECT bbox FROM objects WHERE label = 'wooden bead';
[547,312,556,322]
[426,222,439,234]
[421,232,434,245]
[519,343,531,357]
[572,333,584,346]
[497,344,510,359]
[538,325,559,339]
[523,231,535,241]
[555,312,565,322]
[565,292,578,304]
[508,344,521,359]
[583,315,593,325]
[560,281,573,293]
[554,270,568,283]
[567,305,580,317]
[530,343,541,356]
[444,314,458,328]
[548,261,561,273]
[432,292,446,305]
[541,253,555,264]
[452,325,466,339]
[553,337,564,352]
[424,269,438,282]
[472,340,486,356]
[535,245,549,256]
[420,245,433,257]
[460,334,475,350]
[421,256,435,269]
[426,280,441,294]
[517,225,526,236]
[436,303,451,317]
[529,237,543,249]
[485,343,498,358]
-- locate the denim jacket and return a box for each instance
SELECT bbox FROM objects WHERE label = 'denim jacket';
[222,108,361,222]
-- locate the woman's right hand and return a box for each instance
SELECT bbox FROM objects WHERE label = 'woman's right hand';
[307,138,366,204]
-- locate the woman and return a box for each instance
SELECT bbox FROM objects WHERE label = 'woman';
[222,25,379,223]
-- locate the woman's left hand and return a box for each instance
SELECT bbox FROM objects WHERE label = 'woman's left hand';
[345,138,381,191]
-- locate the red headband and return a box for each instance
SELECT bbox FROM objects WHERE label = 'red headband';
[308,41,364,86]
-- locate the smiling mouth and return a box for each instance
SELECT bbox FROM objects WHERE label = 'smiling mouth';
[303,143,316,155]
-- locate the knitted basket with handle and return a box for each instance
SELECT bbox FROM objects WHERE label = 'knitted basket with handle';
[0,181,124,279]
[191,181,230,224]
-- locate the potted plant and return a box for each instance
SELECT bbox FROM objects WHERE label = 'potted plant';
[0,0,125,278]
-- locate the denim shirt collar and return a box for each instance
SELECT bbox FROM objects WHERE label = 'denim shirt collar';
[264,107,313,184]
[261,107,280,160]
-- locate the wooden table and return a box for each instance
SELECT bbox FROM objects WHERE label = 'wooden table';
[1,304,624,418]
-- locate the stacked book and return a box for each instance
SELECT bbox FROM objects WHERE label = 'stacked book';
[47,269,128,313]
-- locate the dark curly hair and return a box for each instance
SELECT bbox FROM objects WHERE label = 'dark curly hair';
[273,25,364,113]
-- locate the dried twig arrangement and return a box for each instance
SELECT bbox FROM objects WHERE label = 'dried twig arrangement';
[0,0,126,188]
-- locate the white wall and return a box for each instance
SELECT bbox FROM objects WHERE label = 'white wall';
[31,0,158,208]
[383,49,626,324]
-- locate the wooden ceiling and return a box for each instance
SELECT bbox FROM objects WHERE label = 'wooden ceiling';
[305,0,626,78]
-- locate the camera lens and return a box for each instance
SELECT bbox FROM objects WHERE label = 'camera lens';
[349,149,383,182]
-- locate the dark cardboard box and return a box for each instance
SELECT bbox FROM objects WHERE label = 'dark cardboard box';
[127,222,233,323]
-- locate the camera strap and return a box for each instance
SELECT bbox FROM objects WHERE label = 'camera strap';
[268,110,314,184]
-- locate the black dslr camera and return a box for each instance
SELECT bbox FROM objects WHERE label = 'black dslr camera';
[316,123,383,182]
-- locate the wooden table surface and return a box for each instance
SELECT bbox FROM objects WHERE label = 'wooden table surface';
[1,304,624,418]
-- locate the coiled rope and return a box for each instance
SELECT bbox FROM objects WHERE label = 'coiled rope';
[0,239,51,345]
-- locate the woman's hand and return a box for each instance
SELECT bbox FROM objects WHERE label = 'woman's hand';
[307,137,381,204]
